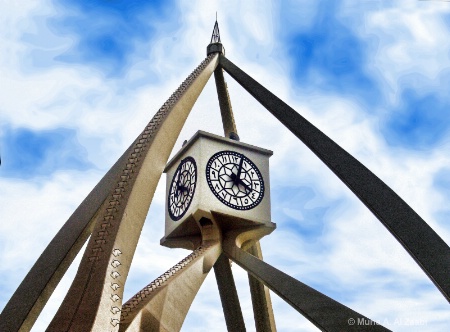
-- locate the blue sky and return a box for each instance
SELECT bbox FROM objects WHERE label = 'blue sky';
[1,0,450,331]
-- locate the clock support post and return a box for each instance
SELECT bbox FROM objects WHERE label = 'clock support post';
[208,29,277,332]
[213,253,247,332]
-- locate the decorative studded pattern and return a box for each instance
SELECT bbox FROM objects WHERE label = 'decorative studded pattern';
[44,53,217,332]
[120,243,213,321]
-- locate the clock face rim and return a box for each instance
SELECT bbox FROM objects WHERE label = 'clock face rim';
[205,150,265,210]
[168,156,197,221]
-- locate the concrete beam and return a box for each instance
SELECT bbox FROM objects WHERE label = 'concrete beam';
[46,54,218,332]
[214,67,238,139]
[47,55,217,332]
[223,240,391,332]
[0,115,139,332]
[246,243,276,332]
[213,253,246,332]
[213,54,276,332]
[219,54,450,303]
[0,54,219,332]
[120,241,221,332]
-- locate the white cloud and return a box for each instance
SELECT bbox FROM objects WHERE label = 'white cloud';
[1,1,450,331]
[365,2,450,99]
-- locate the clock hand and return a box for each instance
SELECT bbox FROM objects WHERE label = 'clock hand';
[237,178,251,194]
[178,184,189,194]
[229,172,251,194]
[229,172,236,182]
[236,156,244,183]
[175,171,182,197]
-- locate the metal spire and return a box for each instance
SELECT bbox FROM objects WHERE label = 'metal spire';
[207,15,224,55]
[210,14,221,44]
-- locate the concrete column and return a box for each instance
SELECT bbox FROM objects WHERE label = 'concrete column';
[214,57,276,331]
[214,67,238,140]
[213,253,246,332]
[247,242,276,332]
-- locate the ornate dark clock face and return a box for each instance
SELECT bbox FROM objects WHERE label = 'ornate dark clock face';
[206,150,264,210]
[168,157,197,221]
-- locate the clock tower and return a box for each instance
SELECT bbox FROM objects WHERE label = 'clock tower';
[2,17,443,332]
[161,130,275,250]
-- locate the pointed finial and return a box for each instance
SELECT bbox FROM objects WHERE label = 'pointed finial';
[210,17,221,44]
[207,15,224,55]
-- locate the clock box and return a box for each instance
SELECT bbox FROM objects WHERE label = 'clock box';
[161,130,274,249]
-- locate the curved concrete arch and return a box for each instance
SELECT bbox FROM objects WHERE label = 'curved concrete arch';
[223,232,391,332]
[119,241,221,332]
[0,54,219,332]
[219,54,450,303]
[46,54,219,332]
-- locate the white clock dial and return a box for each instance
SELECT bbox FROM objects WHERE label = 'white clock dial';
[168,157,197,221]
[206,150,264,210]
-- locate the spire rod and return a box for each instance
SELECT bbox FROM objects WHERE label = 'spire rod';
[210,15,221,44]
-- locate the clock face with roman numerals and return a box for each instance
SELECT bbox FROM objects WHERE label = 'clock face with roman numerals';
[206,150,264,210]
[168,157,197,221]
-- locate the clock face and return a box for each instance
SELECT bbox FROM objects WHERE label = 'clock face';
[168,157,197,221]
[206,150,264,210]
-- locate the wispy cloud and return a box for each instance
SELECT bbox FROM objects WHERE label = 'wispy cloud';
[1,1,450,331]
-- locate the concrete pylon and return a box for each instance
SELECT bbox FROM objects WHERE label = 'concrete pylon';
[0,53,219,332]
[219,54,450,303]
[119,241,221,332]
[46,54,218,332]
[212,47,277,332]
